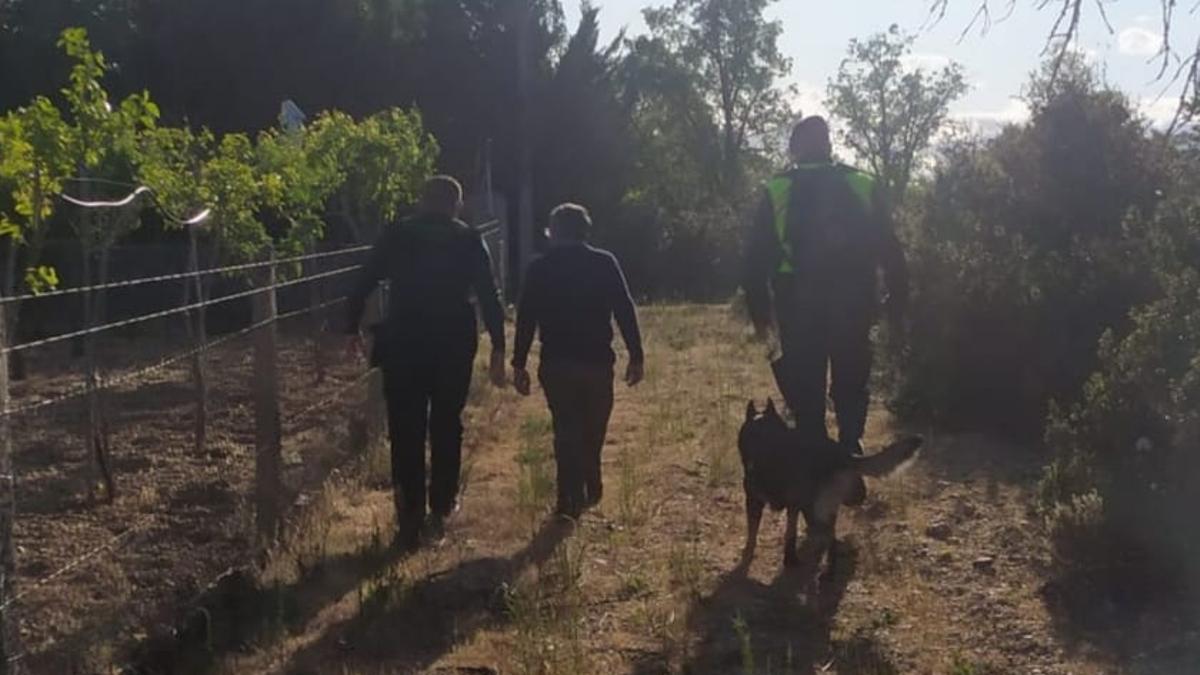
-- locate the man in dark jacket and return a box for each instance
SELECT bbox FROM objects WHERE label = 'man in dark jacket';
[742,116,908,456]
[511,203,644,519]
[346,175,507,548]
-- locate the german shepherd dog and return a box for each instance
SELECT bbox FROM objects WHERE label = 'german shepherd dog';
[738,399,923,571]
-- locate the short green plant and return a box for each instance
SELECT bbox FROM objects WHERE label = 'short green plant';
[732,611,755,675]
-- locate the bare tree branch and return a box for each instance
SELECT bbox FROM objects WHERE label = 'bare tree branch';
[927,0,1198,126]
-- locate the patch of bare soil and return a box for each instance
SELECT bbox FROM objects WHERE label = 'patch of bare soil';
[9,326,367,671]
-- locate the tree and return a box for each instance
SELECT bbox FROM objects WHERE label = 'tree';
[929,0,1198,127]
[642,0,794,201]
[889,55,1163,435]
[534,3,632,240]
[306,109,438,244]
[826,25,967,207]
[56,27,160,500]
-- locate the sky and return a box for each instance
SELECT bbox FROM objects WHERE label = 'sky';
[564,0,1193,131]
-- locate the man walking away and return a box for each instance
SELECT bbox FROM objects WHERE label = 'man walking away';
[742,116,908,457]
[511,204,645,520]
[346,175,507,550]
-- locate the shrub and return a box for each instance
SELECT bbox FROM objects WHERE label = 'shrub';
[888,59,1163,437]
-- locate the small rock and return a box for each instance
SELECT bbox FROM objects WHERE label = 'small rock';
[937,551,954,565]
[973,556,996,572]
[925,521,952,540]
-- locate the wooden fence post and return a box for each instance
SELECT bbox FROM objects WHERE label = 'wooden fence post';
[253,251,282,543]
[364,290,386,452]
[0,303,17,672]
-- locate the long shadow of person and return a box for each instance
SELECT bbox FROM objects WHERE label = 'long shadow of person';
[124,526,425,675]
[283,517,575,674]
[676,541,893,675]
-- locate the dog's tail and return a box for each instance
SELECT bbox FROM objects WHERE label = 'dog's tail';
[853,436,924,478]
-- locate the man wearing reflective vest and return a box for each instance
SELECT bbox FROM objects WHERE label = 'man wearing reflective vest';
[742,116,908,457]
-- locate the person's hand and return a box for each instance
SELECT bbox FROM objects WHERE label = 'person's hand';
[625,360,645,387]
[750,321,770,343]
[489,349,508,388]
[513,367,532,396]
[345,333,366,362]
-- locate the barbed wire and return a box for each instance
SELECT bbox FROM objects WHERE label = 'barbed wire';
[0,514,158,614]
[3,264,362,356]
[0,245,370,306]
[2,296,350,419]
[284,367,378,432]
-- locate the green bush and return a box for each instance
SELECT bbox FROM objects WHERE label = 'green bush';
[1044,490,1106,573]
[888,58,1162,437]
[1040,130,1200,590]
[1043,268,1200,586]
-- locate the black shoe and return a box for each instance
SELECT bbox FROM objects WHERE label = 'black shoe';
[583,485,602,509]
[423,513,447,544]
[555,500,582,521]
[841,438,865,456]
[395,515,422,552]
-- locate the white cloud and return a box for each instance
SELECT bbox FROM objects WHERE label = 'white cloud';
[787,81,828,120]
[1139,96,1182,129]
[951,98,1031,136]
[900,52,952,72]
[1118,27,1163,57]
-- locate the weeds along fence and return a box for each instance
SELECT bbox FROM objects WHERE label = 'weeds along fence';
[0,241,392,672]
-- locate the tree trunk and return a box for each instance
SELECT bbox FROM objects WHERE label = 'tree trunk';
[185,225,208,455]
[307,256,327,384]
[1,240,22,384]
[86,244,114,503]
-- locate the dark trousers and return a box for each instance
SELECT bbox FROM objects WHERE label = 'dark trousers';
[381,338,477,520]
[772,288,873,444]
[539,359,615,516]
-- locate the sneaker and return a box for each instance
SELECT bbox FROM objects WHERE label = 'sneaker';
[840,438,865,456]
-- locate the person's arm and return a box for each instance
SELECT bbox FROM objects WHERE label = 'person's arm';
[344,230,391,335]
[741,189,782,335]
[470,235,507,354]
[607,253,644,369]
[512,261,541,370]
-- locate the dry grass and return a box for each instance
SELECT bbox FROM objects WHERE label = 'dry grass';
[194,305,1145,675]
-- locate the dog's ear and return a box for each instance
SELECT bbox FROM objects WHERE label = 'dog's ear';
[745,400,757,421]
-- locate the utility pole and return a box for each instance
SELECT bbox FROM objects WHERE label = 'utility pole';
[514,0,536,284]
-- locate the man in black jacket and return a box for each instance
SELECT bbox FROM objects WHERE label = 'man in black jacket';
[742,116,908,456]
[346,175,507,548]
[511,203,644,519]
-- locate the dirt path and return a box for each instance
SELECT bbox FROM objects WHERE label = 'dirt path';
[218,305,1122,675]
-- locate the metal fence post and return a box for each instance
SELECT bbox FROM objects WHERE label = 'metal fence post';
[253,251,282,543]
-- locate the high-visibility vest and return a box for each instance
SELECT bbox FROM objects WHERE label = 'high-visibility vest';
[766,163,877,274]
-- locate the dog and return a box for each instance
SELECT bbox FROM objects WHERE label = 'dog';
[738,399,923,572]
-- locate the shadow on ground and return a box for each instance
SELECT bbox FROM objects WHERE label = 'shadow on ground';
[281,517,574,674]
[676,543,899,675]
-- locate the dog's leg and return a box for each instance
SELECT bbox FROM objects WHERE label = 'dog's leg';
[825,512,840,573]
[783,506,801,567]
[742,491,765,565]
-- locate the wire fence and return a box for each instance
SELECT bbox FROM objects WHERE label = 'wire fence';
[0,242,392,672]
